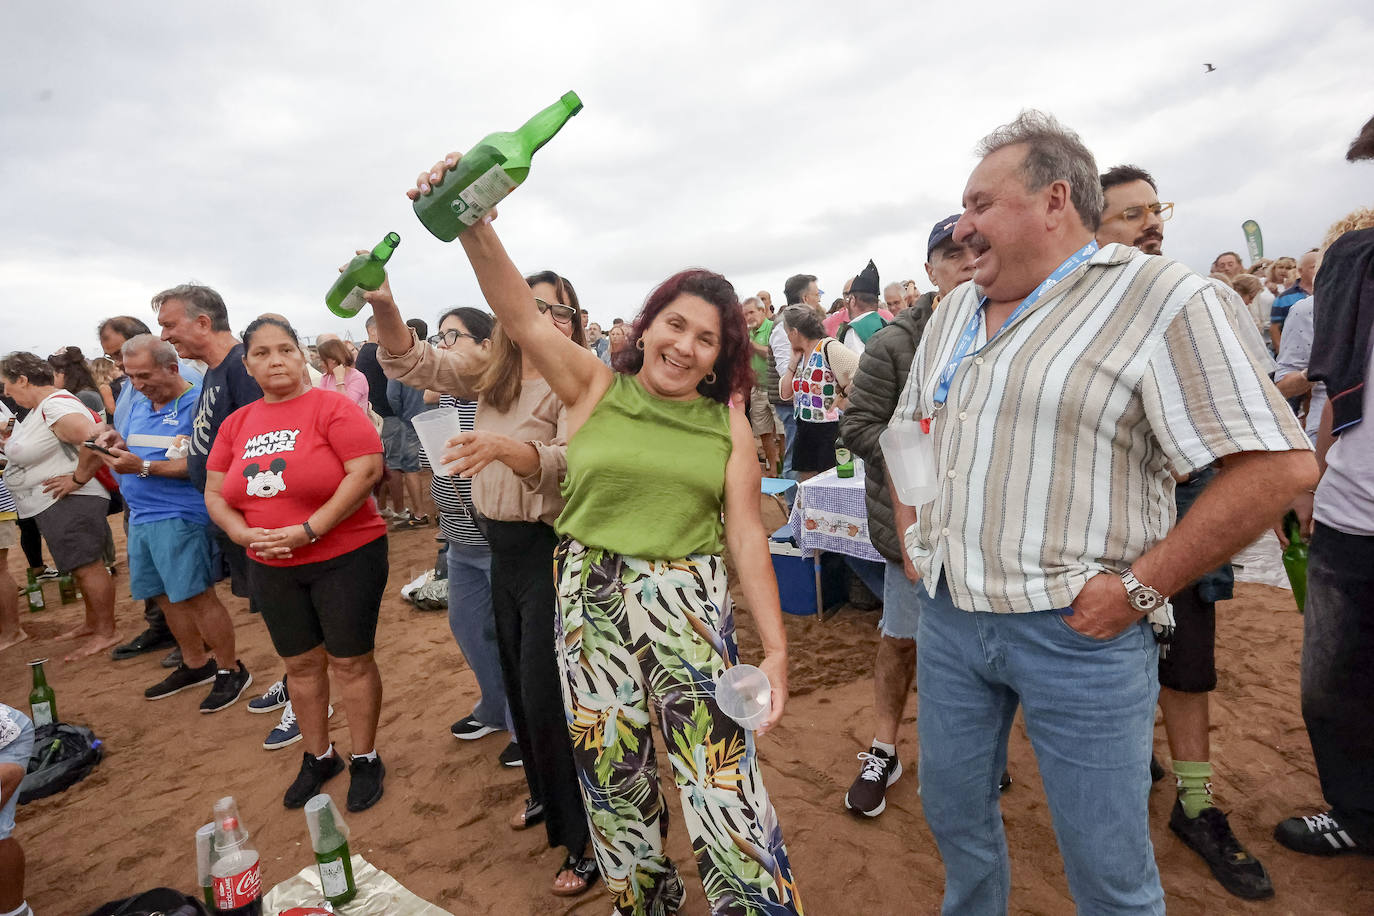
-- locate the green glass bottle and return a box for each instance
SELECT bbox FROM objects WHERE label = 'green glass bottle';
[325,232,401,319]
[305,794,356,906]
[835,434,854,478]
[57,572,77,604]
[24,569,46,613]
[413,91,584,242]
[28,658,57,727]
[1281,510,1308,613]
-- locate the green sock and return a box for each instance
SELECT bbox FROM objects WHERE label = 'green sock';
[1173,760,1214,818]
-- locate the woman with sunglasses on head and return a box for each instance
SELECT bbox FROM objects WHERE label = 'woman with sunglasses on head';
[405,156,804,916]
[363,266,597,898]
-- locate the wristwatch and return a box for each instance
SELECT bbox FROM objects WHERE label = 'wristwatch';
[1120,568,1163,613]
[139,460,152,478]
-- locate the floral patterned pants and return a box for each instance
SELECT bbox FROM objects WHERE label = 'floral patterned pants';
[553,538,805,916]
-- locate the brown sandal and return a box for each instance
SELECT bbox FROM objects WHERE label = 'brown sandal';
[509,797,545,830]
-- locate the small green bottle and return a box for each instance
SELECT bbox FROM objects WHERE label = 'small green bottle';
[57,572,77,604]
[326,232,401,319]
[1281,510,1308,613]
[28,658,57,726]
[24,569,46,613]
[413,91,584,242]
[305,794,356,906]
[835,434,854,478]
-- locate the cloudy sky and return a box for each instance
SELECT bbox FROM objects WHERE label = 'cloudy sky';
[4,0,1372,357]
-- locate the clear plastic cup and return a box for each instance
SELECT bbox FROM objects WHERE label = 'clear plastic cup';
[715,664,772,730]
[880,421,939,507]
[411,408,464,476]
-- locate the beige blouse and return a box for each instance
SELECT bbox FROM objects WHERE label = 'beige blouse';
[378,331,567,526]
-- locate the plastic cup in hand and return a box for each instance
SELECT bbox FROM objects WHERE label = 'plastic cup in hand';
[715,664,772,730]
[411,408,464,476]
[880,421,939,507]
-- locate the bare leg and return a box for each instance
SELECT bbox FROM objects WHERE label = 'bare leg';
[761,432,781,476]
[403,472,426,518]
[329,652,382,755]
[872,635,917,746]
[386,471,404,516]
[156,593,211,669]
[1159,687,1210,762]
[63,561,119,660]
[184,588,237,668]
[0,837,24,912]
[0,549,29,651]
[283,646,332,757]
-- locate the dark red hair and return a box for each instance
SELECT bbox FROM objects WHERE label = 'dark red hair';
[613,268,754,404]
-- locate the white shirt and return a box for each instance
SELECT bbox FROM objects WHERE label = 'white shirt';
[1274,296,1324,440]
[2,391,108,517]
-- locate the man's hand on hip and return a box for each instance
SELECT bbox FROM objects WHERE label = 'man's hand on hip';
[1064,572,1141,640]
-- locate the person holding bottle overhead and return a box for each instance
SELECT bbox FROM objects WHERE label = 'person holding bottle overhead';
[367,268,596,897]
[404,156,804,915]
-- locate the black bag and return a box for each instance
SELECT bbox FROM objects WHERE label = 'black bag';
[83,887,209,916]
[18,722,102,804]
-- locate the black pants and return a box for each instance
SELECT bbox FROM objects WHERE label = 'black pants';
[17,515,43,569]
[1302,522,1374,841]
[484,519,589,856]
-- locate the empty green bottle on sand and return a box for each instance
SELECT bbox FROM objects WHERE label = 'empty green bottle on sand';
[58,572,77,604]
[325,232,401,319]
[29,658,56,727]
[305,794,356,906]
[1281,510,1308,613]
[24,569,45,613]
[413,91,584,242]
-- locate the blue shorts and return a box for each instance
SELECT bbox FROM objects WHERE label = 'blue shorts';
[128,517,217,604]
[880,561,925,640]
[381,416,420,473]
[0,705,34,840]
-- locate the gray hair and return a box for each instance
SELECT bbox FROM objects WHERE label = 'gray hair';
[121,334,180,369]
[977,110,1103,232]
[150,284,231,332]
[883,282,904,297]
[781,304,826,340]
[740,296,762,309]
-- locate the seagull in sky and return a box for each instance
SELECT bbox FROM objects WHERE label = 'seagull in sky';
[1204,63,1216,72]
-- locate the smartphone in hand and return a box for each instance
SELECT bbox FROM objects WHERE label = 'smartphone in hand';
[82,439,117,457]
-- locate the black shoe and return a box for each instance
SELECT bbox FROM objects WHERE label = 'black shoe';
[498,740,523,768]
[284,750,344,808]
[451,715,500,741]
[144,659,217,700]
[999,769,1013,793]
[844,747,901,817]
[1170,800,1274,899]
[161,646,183,669]
[111,627,177,660]
[1275,809,1367,857]
[346,755,385,812]
[1150,755,1166,783]
[200,662,253,713]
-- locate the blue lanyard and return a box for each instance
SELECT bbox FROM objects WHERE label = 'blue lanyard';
[930,241,1098,410]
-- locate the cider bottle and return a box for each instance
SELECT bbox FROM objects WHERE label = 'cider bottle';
[305,793,356,906]
[24,569,46,613]
[835,434,855,478]
[28,658,57,727]
[325,232,401,319]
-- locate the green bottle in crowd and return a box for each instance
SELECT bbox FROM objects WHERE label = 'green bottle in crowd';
[326,232,401,319]
[28,658,57,727]
[305,794,356,906]
[412,91,584,242]
[1281,510,1309,613]
[57,572,77,604]
[24,569,45,613]
[835,434,854,478]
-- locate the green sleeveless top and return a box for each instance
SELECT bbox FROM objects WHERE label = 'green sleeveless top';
[557,373,732,559]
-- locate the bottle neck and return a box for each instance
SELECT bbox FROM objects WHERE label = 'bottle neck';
[517,97,579,156]
[31,665,47,688]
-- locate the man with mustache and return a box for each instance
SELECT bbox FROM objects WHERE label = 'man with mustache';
[1097,165,1276,900]
[889,112,1315,914]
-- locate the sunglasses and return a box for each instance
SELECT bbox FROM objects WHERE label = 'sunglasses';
[535,297,577,325]
[428,329,480,347]
[1107,202,1174,225]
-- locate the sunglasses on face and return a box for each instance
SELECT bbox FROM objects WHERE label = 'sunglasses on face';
[428,329,480,347]
[535,298,577,325]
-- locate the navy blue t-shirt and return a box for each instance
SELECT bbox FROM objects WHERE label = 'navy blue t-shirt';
[354,342,395,419]
[187,343,263,491]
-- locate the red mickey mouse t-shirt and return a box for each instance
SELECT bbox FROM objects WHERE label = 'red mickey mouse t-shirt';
[207,388,386,566]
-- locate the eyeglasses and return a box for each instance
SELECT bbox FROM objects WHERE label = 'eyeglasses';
[1106,202,1174,225]
[428,329,480,347]
[535,298,577,326]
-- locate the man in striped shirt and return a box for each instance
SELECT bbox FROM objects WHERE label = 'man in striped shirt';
[888,111,1316,915]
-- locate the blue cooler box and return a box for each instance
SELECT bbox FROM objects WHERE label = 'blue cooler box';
[768,523,848,615]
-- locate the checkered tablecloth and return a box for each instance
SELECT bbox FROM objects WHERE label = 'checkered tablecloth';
[788,465,884,562]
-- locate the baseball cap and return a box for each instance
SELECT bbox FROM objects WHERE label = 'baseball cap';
[927,214,962,259]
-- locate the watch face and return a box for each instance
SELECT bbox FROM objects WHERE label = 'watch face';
[1131,589,1160,612]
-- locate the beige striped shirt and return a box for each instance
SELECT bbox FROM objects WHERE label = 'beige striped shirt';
[891,242,1310,614]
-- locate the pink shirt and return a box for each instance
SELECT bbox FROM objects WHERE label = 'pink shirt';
[315,366,370,410]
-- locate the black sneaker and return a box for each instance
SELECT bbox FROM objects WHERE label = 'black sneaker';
[144,659,217,700]
[1275,809,1367,857]
[111,627,177,660]
[160,646,183,669]
[451,715,500,741]
[999,769,1013,793]
[284,750,344,808]
[1150,755,1166,783]
[346,755,386,812]
[200,662,253,713]
[1170,800,1274,899]
[498,740,523,768]
[844,747,902,817]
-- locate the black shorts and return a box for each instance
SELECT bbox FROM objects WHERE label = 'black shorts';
[792,420,840,472]
[1157,584,1217,693]
[34,494,110,571]
[248,535,389,659]
[213,529,251,599]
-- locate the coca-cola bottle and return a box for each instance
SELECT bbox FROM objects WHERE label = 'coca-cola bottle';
[209,796,263,916]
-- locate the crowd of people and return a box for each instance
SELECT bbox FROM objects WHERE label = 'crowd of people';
[1,109,1371,916]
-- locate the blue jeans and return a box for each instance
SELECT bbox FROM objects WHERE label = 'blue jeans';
[917,578,1163,915]
[446,540,511,731]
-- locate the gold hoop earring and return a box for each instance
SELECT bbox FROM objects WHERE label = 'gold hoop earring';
[635,338,645,351]
[704,371,716,384]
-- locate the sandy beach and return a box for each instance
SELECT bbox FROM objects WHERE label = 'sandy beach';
[4,503,1370,915]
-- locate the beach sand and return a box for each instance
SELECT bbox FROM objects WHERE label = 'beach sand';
[4,508,1370,915]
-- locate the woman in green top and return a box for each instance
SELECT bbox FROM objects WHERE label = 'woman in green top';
[408,159,803,916]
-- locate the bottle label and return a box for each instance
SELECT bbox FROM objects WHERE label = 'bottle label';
[213,861,262,909]
[454,165,518,227]
[30,590,44,610]
[339,286,368,316]
[836,448,851,464]
[31,702,52,727]
[319,856,348,895]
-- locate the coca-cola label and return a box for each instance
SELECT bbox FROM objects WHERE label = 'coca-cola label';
[213,861,261,908]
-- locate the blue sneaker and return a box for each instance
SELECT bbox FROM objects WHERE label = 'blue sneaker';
[263,700,333,750]
[248,677,288,714]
